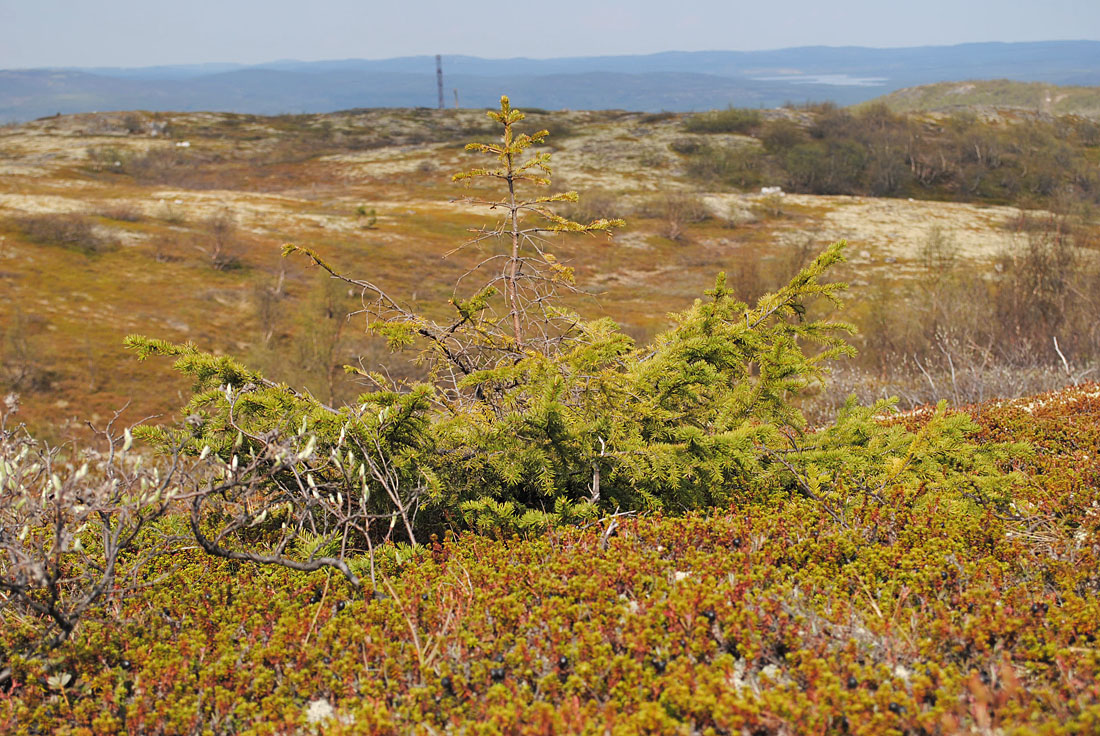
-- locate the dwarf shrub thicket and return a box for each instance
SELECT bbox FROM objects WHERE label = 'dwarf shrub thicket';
[5,385,1099,734]
[125,97,1024,585]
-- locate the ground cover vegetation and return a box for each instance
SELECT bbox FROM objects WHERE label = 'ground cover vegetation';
[2,98,1098,437]
[2,98,1098,734]
[1,383,1099,734]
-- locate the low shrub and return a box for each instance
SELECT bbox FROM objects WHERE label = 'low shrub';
[124,99,1025,601]
[98,203,143,223]
[682,142,768,189]
[668,137,703,155]
[197,209,243,270]
[13,213,115,254]
[759,117,809,152]
[0,401,178,684]
[639,111,677,124]
[683,107,764,134]
[636,191,711,240]
[0,313,58,394]
[2,383,1097,733]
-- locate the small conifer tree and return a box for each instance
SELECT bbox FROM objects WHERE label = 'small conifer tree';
[450,96,622,352]
[127,96,1024,583]
[285,96,623,405]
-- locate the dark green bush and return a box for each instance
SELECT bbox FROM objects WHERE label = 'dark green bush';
[683,142,767,188]
[125,100,1025,587]
[759,118,808,152]
[683,107,763,134]
[676,104,1100,206]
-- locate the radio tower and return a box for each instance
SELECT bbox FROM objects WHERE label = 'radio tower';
[435,55,444,110]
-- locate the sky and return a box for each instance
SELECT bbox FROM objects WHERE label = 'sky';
[1,0,1098,69]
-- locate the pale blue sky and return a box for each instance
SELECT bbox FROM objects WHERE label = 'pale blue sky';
[1,0,1097,68]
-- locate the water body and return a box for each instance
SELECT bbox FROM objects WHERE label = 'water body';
[752,74,889,87]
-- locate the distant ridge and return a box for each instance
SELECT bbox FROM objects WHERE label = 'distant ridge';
[3,41,1099,122]
[861,79,1100,119]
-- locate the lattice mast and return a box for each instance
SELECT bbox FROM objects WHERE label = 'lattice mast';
[436,55,444,109]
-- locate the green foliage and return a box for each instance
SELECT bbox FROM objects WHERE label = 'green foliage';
[680,104,1100,203]
[4,383,1098,734]
[127,331,435,493]
[129,97,1026,551]
[797,397,1028,522]
[126,336,264,392]
[683,107,764,134]
[429,243,855,522]
[681,142,768,188]
[355,205,377,228]
[125,332,437,579]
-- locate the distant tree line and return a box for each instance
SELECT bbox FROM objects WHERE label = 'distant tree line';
[683,103,1100,206]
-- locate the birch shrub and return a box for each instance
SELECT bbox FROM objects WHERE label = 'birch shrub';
[0,399,178,680]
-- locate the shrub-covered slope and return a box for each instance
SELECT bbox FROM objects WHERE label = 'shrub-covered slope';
[3,383,1099,735]
[862,80,1100,119]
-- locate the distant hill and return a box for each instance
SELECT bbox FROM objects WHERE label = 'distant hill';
[3,41,1100,122]
[861,79,1100,119]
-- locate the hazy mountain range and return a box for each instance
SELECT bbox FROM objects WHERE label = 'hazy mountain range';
[2,41,1099,121]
